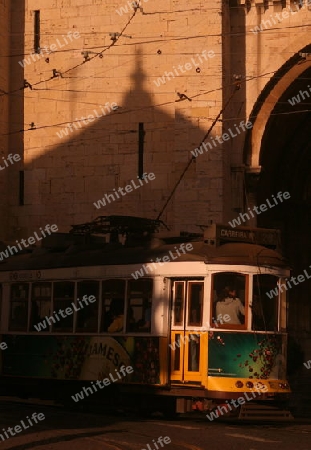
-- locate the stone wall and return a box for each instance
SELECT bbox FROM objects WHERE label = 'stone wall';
[4,0,311,238]
[10,0,224,237]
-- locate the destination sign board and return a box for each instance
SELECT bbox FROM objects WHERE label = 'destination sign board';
[204,224,281,250]
[9,271,42,281]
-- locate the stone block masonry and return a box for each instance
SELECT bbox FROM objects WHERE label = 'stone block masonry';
[9,0,224,235]
[93,173,156,209]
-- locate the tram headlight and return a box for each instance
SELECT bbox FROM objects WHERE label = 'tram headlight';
[235,381,244,388]
[279,383,289,389]
[246,381,253,389]
[254,381,265,391]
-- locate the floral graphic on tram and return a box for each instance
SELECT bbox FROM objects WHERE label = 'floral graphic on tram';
[2,335,161,384]
[208,332,285,379]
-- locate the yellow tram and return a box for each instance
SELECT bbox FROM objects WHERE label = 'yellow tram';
[0,217,291,418]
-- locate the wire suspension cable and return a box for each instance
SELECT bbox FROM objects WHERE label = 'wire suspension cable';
[0,9,138,98]
[156,81,242,221]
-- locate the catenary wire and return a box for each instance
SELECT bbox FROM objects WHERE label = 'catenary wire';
[3,70,311,136]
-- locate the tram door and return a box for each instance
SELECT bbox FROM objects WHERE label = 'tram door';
[170,281,205,384]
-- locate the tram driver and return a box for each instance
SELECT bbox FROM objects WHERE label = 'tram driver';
[216,286,245,325]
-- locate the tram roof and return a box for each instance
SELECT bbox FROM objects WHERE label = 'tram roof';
[0,239,288,272]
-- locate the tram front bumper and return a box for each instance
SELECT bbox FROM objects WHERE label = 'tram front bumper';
[206,376,291,400]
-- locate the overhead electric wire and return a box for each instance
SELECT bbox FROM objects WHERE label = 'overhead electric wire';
[1,0,307,112]
[0,74,274,135]
[2,97,311,134]
[1,3,310,138]
[2,17,311,59]
[2,23,311,60]
[0,12,216,112]
[1,8,310,96]
[13,13,213,95]
[0,8,139,98]
[4,45,310,105]
[0,2,309,227]
[156,81,242,221]
[3,68,311,137]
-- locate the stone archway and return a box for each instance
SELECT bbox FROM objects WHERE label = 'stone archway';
[248,57,311,170]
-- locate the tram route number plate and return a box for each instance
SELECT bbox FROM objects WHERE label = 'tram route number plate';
[9,271,42,281]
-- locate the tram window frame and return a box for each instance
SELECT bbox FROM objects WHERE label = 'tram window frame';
[126,278,153,333]
[76,280,99,333]
[9,283,29,331]
[30,282,52,332]
[52,281,75,332]
[101,279,126,333]
[211,272,248,330]
[252,274,279,331]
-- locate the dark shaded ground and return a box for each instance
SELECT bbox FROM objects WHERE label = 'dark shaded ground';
[0,398,310,450]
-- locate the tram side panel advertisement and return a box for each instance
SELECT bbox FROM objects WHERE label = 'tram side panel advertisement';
[1,335,161,383]
[208,332,286,379]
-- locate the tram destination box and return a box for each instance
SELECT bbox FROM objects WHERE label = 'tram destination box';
[204,224,281,251]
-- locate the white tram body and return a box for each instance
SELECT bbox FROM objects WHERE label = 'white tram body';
[0,219,291,414]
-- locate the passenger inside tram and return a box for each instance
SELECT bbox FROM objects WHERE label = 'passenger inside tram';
[215,286,245,325]
[107,298,125,332]
[212,272,246,327]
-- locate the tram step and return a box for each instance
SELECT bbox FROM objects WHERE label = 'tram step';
[238,403,294,421]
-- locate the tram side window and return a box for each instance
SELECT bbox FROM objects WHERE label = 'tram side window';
[9,283,29,331]
[252,275,279,331]
[53,282,74,332]
[212,272,246,327]
[173,282,185,326]
[187,282,203,326]
[30,283,52,331]
[101,279,125,332]
[76,281,99,332]
[126,278,153,332]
